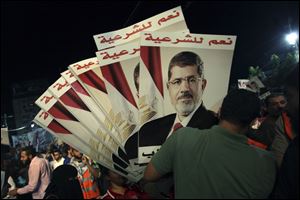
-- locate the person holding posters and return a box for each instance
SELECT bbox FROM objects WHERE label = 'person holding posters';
[144,89,277,198]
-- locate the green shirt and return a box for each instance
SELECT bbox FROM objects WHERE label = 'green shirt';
[151,125,277,199]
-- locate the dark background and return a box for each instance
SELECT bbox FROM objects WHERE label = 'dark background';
[1,1,299,116]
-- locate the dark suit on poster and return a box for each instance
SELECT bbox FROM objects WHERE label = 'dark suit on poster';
[124,104,218,161]
[139,103,218,147]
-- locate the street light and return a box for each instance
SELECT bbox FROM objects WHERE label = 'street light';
[285,32,298,45]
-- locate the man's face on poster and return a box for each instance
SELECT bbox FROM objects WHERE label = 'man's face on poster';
[167,65,206,117]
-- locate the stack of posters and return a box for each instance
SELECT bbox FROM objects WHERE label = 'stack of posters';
[34,6,236,181]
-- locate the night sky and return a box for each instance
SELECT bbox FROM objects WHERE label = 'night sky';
[1,1,299,116]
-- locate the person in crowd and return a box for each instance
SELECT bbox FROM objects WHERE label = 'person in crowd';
[69,148,101,199]
[8,146,51,199]
[144,89,277,198]
[270,107,296,167]
[247,92,287,148]
[101,167,148,199]
[271,64,299,199]
[50,147,65,171]
[61,143,73,164]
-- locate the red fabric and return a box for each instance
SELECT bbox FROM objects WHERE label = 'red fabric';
[102,186,149,199]
[71,81,90,96]
[282,112,294,140]
[48,120,72,135]
[60,89,90,111]
[172,123,183,133]
[140,46,164,97]
[48,101,78,121]
[101,63,137,108]
[78,70,107,94]
[247,138,268,149]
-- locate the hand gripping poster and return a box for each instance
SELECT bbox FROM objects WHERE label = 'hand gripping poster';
[34,90,137,177]
[33,110,139,182]
[93,6,188,51]
[137,31,237,164]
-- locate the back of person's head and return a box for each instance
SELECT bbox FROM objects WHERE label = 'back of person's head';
[102,167,127,187]
[44,165,83,199]
[168,51,204,80]
[220,89,261,127]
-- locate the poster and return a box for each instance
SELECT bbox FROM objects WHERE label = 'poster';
[137,31,237,163]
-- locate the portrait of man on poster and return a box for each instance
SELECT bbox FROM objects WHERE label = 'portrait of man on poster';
[138,51,218,149]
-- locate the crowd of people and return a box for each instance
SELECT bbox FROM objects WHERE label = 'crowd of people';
[1,61,298,199]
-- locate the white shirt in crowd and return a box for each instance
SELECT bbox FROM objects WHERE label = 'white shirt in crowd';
[50,157,65,171]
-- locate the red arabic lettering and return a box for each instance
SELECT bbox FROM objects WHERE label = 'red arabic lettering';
[144,33,171,43]
[157,10,180,26]
[66,70,74,78]
[40,95,54,104]
[53,80,68,91]
[208,38,233,46]
[98,35,122,44]
[124,21,152,39]
[129,48,140,55]
[172,34,203,44]
[39,111,49,120]
[101,50,129,60]
[74,61,95,70]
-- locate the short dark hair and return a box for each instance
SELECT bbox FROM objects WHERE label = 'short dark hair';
[168,51,204,81]
[52,147,61,154]
[220,89,261,127]
[21,146,36,157]
[265,92,285,107]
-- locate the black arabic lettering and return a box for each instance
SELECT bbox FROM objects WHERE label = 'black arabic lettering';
[142,151,155,158]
